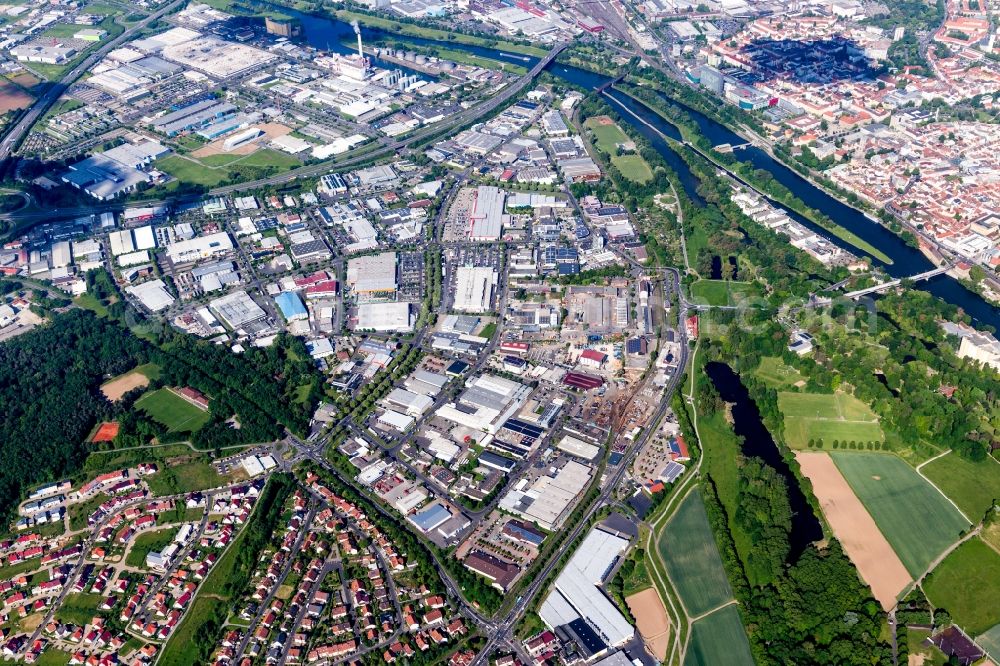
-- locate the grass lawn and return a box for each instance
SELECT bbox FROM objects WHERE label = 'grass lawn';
[923,538,1000,636]
[584,117,629,147]
[55,592,103,626]
[69,494,107,531]
[126,528,178,568]
[145,461,228,495]
[136,388,210,433]
[31,649,74,666]
[778,391,884,448]
[975,622,1000,662]
[905,628,948,666]
[657,490,734,616]
[919,453,1000,522]
[74,292,108,317]
[683,605,754,666]
[832,452,969,576]
[154,155,228,187]
[479,322,497,339]
[689,280,755,307]
[755,356,804,390]
[611,154,653,184]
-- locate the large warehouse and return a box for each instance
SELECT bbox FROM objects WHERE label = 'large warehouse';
[165,232,234,264]
[539,527,634,656]
[347,252,397,301]
[356,302,413,332]
[453,266,498,313]
[436,374,532,433]
[468,186,505,241]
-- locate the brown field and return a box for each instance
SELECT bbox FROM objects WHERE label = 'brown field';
[0,82,33,112]
[590,114,615,125]
[101,371,150,401]
[91,421,119,443]
[796,451,911,610]
[191,122,293,158]
[9,73,41,89]
[626,588,670,661]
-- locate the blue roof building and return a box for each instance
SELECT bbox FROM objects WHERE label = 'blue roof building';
[275,291,307,322]
[409,503,451,533]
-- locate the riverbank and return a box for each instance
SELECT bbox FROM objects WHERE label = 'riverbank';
[332,8,547,57]
[615,83,894,266]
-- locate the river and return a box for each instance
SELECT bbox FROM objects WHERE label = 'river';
[273,4,1000,329]
[704,362,823,556]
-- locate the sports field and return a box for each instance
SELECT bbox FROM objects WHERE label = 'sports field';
[683,604,754,666]
[611,154,653,183]
[975,623,1000,662]
[923,538,1000,636]
[832,453,970,576]
[754,356,804,389]
[136,388,211,433]
[920,453,1000,521]
[657,490,734,616]
[778,391,884,448]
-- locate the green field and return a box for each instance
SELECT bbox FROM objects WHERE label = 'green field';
[975,622,1000,662]
[755,356,804,389]
[657,491,734,616]
[145,460,230,495]
[689,280,756,307]
[683,604,754,666]
[126,528,177,568]
[778,391,884,448]
[923,538,1000,636]
[920,453,1000,521]
[55,593,102,626]
[611,154,653,183]
[157,149,301,187]
[585,117,629,147]
[832,453,969,576]
[136,388,210,432]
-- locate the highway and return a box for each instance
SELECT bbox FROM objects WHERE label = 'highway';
[0,0,188,161]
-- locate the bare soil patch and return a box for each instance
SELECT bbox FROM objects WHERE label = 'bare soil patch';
[797,451,911,610]
[625,588,670,661]
[191,122,292,158]
[101,370,150,401]
[0,82,33,112]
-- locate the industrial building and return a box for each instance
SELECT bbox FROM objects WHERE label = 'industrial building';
[346,252,397,300]
[468,186,505,241]
[60,141,169,200]
[436,374,533,433]
[498,460,593,530]
[356,302,413,332]
[125,279,176,312]
[453,266,498,313]
[165,232,234,264]
[275,291,308,322]
[209,290,267,330]
[539,527,634,656]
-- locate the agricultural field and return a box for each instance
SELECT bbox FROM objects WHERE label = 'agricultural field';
[656,490,734,616]
[683,604,754,666]
[778,391,884,448]
[832,453,969,576]
[136,388,210,433]
[919,452,1000,521]
[754,356,804,390]
[688,280,756,307]
[923,538,1000,636]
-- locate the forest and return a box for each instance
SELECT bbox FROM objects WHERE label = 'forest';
[0,309,148,521]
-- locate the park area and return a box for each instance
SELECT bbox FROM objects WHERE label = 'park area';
[777,391,884,448]
[923,538,1000,636]
[919,452,1000,521]
[755,356,804,390]
[584,115,653,184]
[688,280,756,307]
[656,490,734,616]
[832,452,969,576]
[136,387,210,433]
[795,451,910,610]
[683,604,754,666]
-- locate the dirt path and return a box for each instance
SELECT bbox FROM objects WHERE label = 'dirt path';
[626,588,671,661]
[796,451,911,611]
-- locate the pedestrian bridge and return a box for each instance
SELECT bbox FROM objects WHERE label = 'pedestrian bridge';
[843,265,951,299]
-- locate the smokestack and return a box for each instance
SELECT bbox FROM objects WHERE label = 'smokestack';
[351,20,362,59]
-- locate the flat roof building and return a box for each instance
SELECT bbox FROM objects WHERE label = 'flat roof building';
[275,291,308,322]
[453,266,498,313]
[166,232,233,264]
[469,186,505,241]
[210,290,267,330]
[357,302,413,332]
[347,252,397,300]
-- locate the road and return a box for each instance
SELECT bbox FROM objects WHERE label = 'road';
[0,0,188,160]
